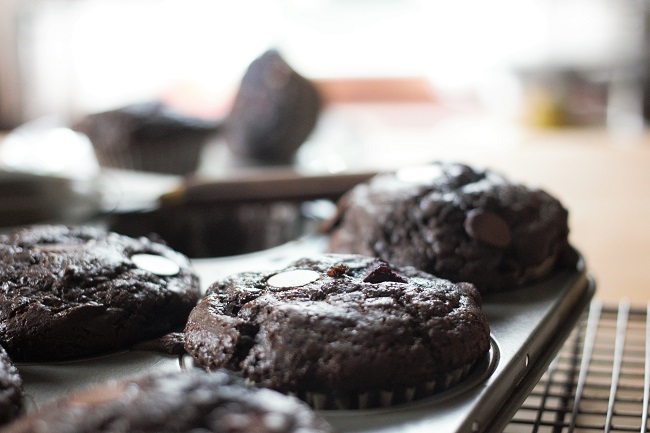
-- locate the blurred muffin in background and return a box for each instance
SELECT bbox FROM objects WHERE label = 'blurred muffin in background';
[224,49,322,165]
[73,101,221,175]
[326,162,577,294]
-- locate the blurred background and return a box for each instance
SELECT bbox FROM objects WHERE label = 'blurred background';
[1,0,648,131]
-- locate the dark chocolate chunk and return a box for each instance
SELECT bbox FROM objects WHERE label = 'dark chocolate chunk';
[362,259,407,283]
[464,209,512,248]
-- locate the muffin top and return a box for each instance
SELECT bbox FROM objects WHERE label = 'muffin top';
[0,225,201,361]
[185,254,490,403]
[327,162,576,292]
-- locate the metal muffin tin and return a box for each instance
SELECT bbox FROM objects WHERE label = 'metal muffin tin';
[16,235,595,433]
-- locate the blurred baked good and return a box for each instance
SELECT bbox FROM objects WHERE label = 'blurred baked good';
[2,370,335,433]
[326,162,577,293]
[223,50,322,165]
[73,101,220,175]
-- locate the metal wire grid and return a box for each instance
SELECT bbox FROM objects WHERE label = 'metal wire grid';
[504,301,650,433]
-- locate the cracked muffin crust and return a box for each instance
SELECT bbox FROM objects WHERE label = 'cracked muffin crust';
[184,254,490,409]
[2,370,335,433]
[0,225,201,361]
[326,162,577,293]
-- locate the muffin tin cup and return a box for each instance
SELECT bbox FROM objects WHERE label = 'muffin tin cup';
[289,360,478,410]
[182,355,482,412]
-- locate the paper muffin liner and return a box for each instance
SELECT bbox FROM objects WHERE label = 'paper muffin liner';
[279,360,478,411]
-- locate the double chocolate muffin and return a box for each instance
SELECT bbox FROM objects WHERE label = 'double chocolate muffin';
[0,225,201,361]
[2,370,335,433]
[224,49,322,165]
[184,254,490,409]
[327,162,577,293]
[73,101,220,175]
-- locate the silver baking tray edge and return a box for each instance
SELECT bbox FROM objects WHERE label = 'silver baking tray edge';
[17,235,595,433]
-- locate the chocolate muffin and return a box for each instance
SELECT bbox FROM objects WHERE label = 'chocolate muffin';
[0,345,23,425]
[326,162,577,293]
[184,254,490,409]
[73,101,220,174]
[0,225,201,361]
[2,370,335,433]
[223,49,322,165]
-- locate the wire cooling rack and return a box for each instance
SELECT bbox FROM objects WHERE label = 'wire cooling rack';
[504,301,649,433]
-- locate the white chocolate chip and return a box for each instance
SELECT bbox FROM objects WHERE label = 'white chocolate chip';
[131,254,180,276]
[267,269,320,288]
